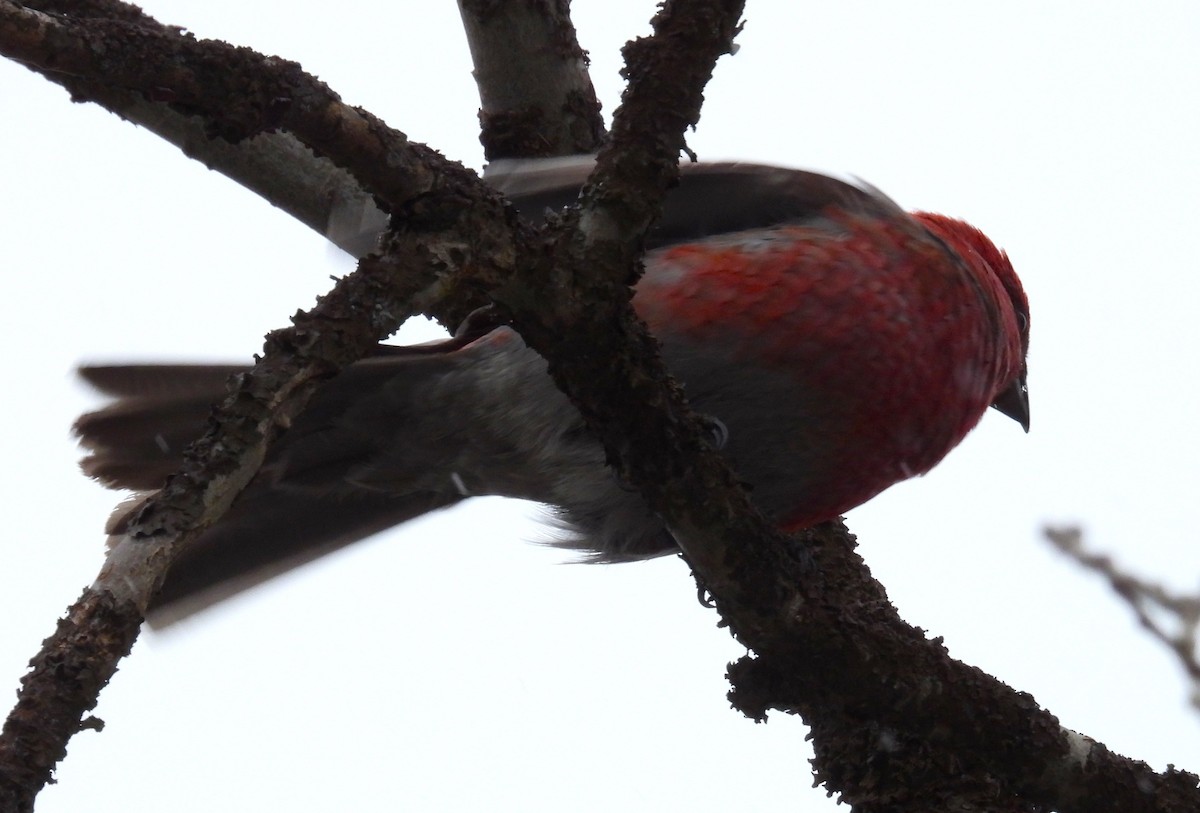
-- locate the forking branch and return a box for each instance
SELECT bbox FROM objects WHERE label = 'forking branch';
[0,2,1196,812]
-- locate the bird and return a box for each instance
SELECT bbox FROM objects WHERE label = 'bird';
[76,160,1030,625]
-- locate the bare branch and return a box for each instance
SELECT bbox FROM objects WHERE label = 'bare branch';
[457,0,605,159]
[0,5,523,807]
[0,2,1198,812]
[1047,526,1200,709]
[480,1,1200,808]
[6,0,387,255]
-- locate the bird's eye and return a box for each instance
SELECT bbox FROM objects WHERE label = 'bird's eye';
[1017,311,1028,333]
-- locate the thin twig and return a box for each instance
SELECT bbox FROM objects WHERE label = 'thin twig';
[1046,526,1200,707]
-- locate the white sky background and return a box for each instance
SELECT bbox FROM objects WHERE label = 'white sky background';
[1,1,1198,810]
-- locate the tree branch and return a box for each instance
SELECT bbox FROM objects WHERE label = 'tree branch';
[1047,526,1200,710]
[0,4,524,808]
[0,2,1196,812]
[456,0,605,160]
[460,1,1200,810]
[6,0,387,255]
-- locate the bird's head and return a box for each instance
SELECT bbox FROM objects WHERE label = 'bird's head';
[913,212,1030,432]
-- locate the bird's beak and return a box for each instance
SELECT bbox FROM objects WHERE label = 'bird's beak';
[991,372,1030,432]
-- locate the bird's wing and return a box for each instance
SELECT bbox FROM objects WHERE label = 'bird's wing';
[488,157,903,248]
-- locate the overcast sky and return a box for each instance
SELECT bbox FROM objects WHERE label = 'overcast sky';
[1,2,1198,811]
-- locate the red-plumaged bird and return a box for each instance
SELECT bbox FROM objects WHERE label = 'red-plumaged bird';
[76,161,1030,624]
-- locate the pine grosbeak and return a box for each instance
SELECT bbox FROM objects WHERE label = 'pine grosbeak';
[77,160,1030,623]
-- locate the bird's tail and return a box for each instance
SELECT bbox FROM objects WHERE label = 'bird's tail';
[76,359,467,627]
[77,364,244,495]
